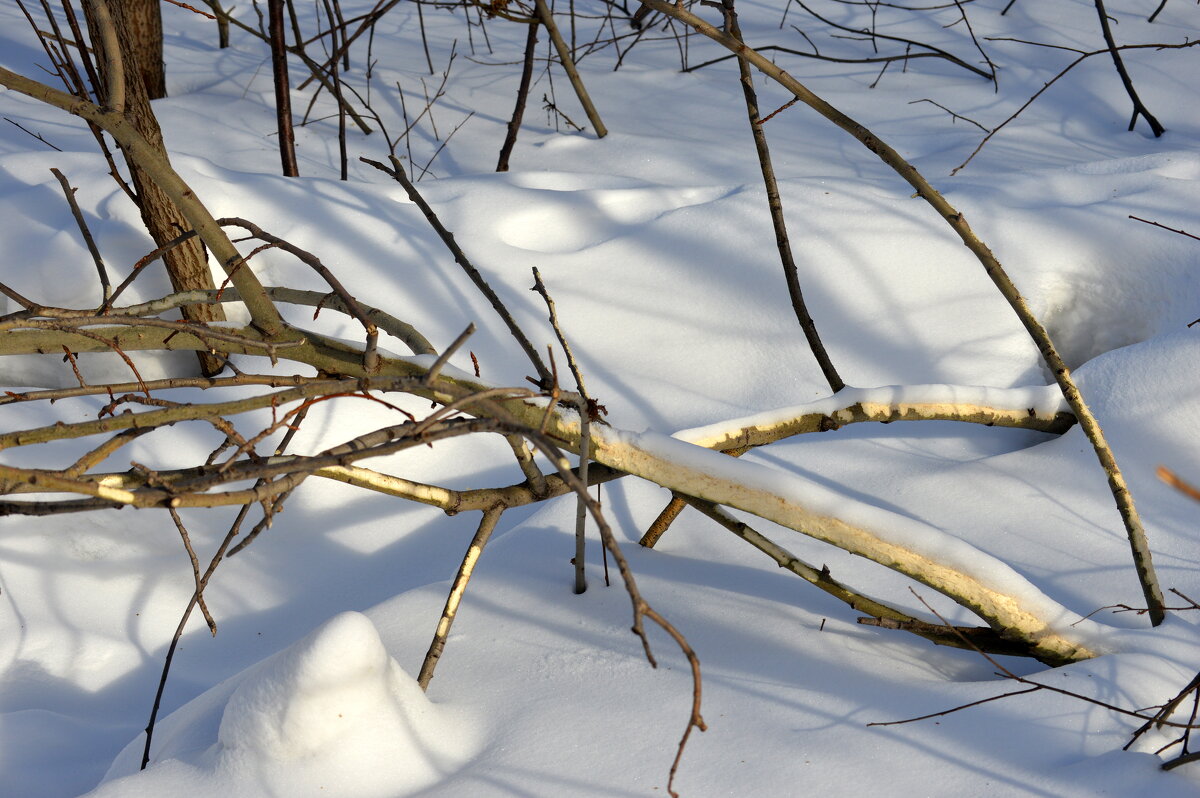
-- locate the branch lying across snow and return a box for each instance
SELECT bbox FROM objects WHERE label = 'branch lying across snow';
[674,383,1074,450]
[584,417,1102,665]
[496,383,1092,664]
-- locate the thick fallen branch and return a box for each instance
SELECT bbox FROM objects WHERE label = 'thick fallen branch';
[585,421,1098,664]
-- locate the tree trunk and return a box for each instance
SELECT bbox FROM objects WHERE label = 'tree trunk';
[87,0,226,375]
[114,0,166,99]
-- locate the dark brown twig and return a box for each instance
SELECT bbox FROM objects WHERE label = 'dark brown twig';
[168,506,217,634]
[954,40,1198,175]
[1129,215,1200,243]
[684,43,990,76]
[5,117,62,150]
[359,155,554,387]
[909,98,989,132]
[268,0,299,176]
[949,0,995,91]
[142,501,254,768]
[48,168,108,302]
[869,591,1200,730]
[723,0,845,394]
[497,19,540,171]
[318,0,349,180]
[794,1,993,79]
[1091,0,1164,136]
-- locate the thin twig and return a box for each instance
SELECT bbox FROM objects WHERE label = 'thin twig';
[497,19,539,171]
[530,267,596,592]
[426,323,475,382]
[1129,215,1200,243]
[909,98,989,132]
[869,590,1200,729]
[50,167,111,301]
[168,506,217,634]
[723,0,844,394]
[359,155,554,387]
[1091,0,1164,136]
[142,501,254,768]
[953,40,1198,175]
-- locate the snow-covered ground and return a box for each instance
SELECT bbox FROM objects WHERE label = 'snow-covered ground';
[2,1,1200,795]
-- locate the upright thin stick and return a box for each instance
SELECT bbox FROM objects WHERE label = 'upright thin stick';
[320,0,349,179]
[497,19,540,171]
[50,167,111,301]
[1092,0,1165,135]
[723,0,844,393]
[533,0,607,137]
[268,0,299,176]
[574,399,590,593]
[142,501,253,768]
[532,267,595,592]
[418,505,504,689]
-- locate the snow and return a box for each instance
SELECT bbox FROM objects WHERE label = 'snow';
[2,1,1200,796]
[91,612,475,798]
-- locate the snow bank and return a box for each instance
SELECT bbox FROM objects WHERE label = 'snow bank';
[88,612,476,798]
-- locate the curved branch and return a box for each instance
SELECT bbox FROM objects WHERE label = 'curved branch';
[676,383,1074,451]
[588,423,1096,664]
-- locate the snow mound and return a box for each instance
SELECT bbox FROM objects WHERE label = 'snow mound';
[88,612,474,798]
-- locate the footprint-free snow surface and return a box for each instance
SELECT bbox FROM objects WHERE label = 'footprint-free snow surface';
[2,2,1200,797]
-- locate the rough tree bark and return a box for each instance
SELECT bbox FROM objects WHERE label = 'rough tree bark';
[86,0,226,375]
[113,0,166,100]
